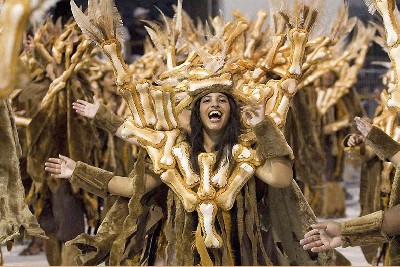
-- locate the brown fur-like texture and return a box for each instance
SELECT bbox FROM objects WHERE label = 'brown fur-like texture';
[340,210,389,247]
[387,166,400,265]
[0,99,45,243]
[70,161,114,198]
[253,118,294,161]
[322,181,346,218]
[94,103,124,134]
[365,126,400,161]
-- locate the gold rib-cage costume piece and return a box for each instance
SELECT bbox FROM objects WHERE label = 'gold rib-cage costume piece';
[67,0,354,265]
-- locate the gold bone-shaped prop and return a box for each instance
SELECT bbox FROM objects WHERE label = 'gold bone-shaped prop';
[0,0,30,99]
[244,9,268,59]
[197,153,217,200]
[161,169,199,212]
[288,28,308,77]
[259,34,286,70]
[197,201,223,248]
[239,83,274,104]
[119,86,145,127]
[370,0,400,107]
[122,124,179,173]
[121,119,165,147]
[265,78,298,128]
[387,45,400,106]
[101,39,131,86]
[158,129,180,169]
[150,86,178,130]
[187,73,232,95]
[40,39,90,108]
[172,142,200,187]
[232,144,261,166]
[210,160,231,188]
[380,125,400,193]
[223,20,249,52]
[374,0,399,46]
[215,162,255,211]
[136,82,156,127]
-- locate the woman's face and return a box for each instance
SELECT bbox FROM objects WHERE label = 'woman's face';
[199,92,231,134]
[101,71,116,93]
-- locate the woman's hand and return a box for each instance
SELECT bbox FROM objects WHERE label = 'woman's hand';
[72,96,100,119]
[242,99,266,127]
[347,134,364,147]
[300,221,343,252]
[44,155,76,179]
[354,116,372,137]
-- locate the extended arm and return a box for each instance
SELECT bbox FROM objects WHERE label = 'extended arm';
[72,97,138,145]
[45,155,161,198]
[242,102,293,188]
[300,204,400,252]
[354,116,400,165]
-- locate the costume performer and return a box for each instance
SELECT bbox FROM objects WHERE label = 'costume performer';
[45,0,351,265]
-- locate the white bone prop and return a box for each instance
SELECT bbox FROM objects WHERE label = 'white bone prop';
[375,0,399,46]
[187,73,232,95]
[121,119,165,147]
[197,153,217,200]
[119,89,144,127]
[150,89,172,130]
[197,202,222,248]
[172,142,200,187]
[288,29,308,77]
[159,129,180,169]
[146,145,164,174]
[387,45,400,106]
[210,159,230,188]
[261,34,286,70]
[232,144,261,166]
[161,169,199,212]
[102,41,131,86]
[215,162,255,210]
[136,82,156,127]
[244,9,268,58]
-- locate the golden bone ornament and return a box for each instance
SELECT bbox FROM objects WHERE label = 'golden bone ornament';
[364,0,400,107]
[71,0,346,250]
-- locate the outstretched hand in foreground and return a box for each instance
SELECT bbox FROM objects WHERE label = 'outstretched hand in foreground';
[72,95,100,119]
[299,221,343,252]
[44,155,76,179]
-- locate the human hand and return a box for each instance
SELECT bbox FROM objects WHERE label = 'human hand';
[300,221,342,252]
[72,96,100,119]
[354,116,372,137]
[347,134,364,147]
[44,155,76,179]
[242,99,267,127]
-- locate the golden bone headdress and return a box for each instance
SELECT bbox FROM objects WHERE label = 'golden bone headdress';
[71,0,350,250]
[0,0,59,100]
[362,0,400,107]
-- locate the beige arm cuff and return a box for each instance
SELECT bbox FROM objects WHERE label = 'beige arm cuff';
[93,103,124,134]
[70,161,114,198]
[252,118,294,161]
[340,210,389,247]
[365,126,400,161]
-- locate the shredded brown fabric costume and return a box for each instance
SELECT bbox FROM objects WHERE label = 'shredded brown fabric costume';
[0,99,45,243]
[64,148,349,265]
[284,88,326,214]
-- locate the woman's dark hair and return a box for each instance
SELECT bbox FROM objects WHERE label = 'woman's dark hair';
[189,93,241,174]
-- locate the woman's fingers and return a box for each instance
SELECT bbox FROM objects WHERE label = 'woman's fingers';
[75,99,89,105]
[303,228,321,238]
